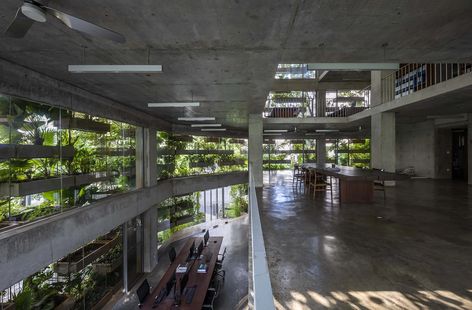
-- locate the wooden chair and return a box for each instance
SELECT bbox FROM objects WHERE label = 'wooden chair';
[372,168,386,199]
[292,164,305,188]
[308,169,333,201]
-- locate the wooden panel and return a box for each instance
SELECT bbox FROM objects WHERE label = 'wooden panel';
[340,180,374,203]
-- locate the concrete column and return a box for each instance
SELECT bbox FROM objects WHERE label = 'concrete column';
[468,114,472,185]
[316,139,326,165]
[249,114,263,187]
[371,71,382,106]
[316,90,326,117]
[136,127,158,272]
[371,112,396,184]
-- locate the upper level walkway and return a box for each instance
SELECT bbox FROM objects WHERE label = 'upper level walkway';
[259,171,472,309]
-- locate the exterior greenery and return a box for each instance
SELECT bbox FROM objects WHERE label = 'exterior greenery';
[0,95,136,227]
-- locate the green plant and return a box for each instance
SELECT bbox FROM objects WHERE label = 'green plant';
[14,287,32,310]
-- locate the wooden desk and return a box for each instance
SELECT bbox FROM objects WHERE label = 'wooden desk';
[302,163,408,203]
[142,236,223,309]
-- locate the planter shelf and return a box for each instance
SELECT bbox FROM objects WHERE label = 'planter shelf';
[219,159,246,166]
[157,219,171,232]
[263,150,316,154]
[0,144,75,160]
[157,149,234,156]
[53,234,120,275]
[92,255,123,275]
[228,139,246,144]
[170,135,193,142]
[263,159,291,164]
[173,214,194,227]
[94,148,135,157]
[190,161,213,168]
[0,172,114,197]
[54,118,110,134]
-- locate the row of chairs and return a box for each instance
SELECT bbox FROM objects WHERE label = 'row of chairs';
[293,164,334,200]
[293,164,386,200]
[202,247,226,309]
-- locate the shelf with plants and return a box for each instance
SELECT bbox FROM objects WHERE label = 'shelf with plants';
[53,232,121,275]
[0,144,75,160]
[92,243,123,275]
[53,117,111,134]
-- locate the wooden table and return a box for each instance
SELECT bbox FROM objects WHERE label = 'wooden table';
[301,163,408,203]
[141,236,223,309]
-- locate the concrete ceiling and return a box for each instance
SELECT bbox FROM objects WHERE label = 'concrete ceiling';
[1,0,472,133]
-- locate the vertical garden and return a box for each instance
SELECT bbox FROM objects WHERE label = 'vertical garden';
[0,94,136,231]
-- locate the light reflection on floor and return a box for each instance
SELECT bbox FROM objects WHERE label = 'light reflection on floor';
[274,289,472,309]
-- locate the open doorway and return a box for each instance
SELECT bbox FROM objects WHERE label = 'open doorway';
[452,129,468,180]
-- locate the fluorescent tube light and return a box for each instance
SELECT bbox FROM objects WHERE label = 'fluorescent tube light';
[305,133,323,136]
[307,63,399,71]
[191,124,222,127]
[263,133,282,136]
[148,102,200,108]
[201,128,226,132]
[264,129,288,133]
[315,129,339,133]
[178,117,215,121]
[68,65,163,73]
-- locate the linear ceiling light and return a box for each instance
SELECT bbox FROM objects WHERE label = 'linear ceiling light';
[178,117,215,121]
[148,102,200,108]
[68,65,163,73]
[315,129,339,133]
[264,129,288,133]
[305,133,323,136]
[263,133,282,136]
[191,124,222,127]
[307,63,399,71]
[201,128,226,131]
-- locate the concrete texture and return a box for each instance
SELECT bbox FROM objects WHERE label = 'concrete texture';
[316,139,326,164]
[371,112,396,173]
[435,128,453,179]
[396,120,435,178]
[260,171,472,310]
[468,114,472,185]
[107,215,249,310]
[2,1,472,132]
[249,114,263,187]
[0,171,248,291]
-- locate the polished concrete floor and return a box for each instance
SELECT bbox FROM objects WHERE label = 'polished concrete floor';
[260,171,472,310]
[107,215,248,309]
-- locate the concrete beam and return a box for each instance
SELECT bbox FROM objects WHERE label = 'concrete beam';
[263,117,348,125]
[271,79,369,92]
[0,171,248,290]
[0,57,170,130]
[468,114,472,186]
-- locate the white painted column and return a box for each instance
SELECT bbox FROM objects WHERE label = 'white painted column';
[249,114,263,187]
[136,128,159,273]
[371,112,396,185]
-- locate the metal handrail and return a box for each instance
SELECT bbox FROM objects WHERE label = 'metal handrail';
[248,164,275,310]
[379,63,472,104]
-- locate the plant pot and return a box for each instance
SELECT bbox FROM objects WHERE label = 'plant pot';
[0,175,75,197]
[92,255,122,274]
[0,144,75,160]
[54,118,110,134]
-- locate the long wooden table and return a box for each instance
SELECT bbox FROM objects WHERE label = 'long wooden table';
[301,163,408,203]
[142,236,223,309]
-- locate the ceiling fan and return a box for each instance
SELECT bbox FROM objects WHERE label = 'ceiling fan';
[5,0,125,43]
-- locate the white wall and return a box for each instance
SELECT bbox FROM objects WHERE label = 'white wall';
[396,120,435,178]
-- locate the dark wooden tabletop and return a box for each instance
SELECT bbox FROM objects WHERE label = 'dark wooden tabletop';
[301,163,409,181]
[141,236,223,310]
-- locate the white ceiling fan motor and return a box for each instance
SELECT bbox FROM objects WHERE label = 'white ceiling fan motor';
[21,2,47,23]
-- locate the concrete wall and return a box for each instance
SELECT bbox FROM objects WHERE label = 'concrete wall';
[0,171,248,291]
[396,121,435,178]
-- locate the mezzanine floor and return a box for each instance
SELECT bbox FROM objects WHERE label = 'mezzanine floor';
[260,171,472,310]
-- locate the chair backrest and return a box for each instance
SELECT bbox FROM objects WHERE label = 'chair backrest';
[136,279,150,305]
[220,247,227,263]
[169,246,176,263]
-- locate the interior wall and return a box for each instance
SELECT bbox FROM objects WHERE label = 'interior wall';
[396,120,435,178]
[435,128,453,179]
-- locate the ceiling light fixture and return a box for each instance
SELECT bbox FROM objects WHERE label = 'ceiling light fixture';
[201,128,226,132]
[191,124,222,127]
[315,129,339,133]
[148,102,200,108]
[305,133,323,136]
[178,117,215,121]
[264,129,288,133]
[68,65,162,73]
[263,133,282,136]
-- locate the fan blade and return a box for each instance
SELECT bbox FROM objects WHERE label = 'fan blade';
[43,6,125,43]
[4,7,34,38]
